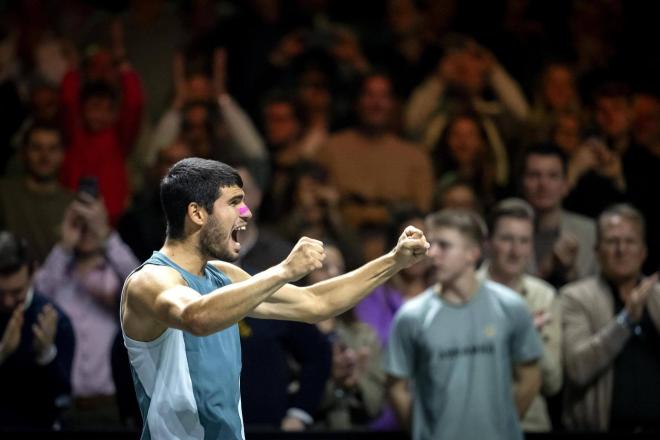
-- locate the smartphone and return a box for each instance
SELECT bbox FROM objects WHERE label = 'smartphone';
[78,176,99,200]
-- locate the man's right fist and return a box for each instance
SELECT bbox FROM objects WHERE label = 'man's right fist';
[281,237,326,282]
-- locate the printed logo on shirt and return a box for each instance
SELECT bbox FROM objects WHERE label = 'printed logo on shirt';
[484,324,497,338]
[433,343,495,361]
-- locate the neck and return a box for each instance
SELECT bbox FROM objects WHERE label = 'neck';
[536,206,562,231]
[24,175,59,194]
[488,265,521,291]
[161,238,208,276]
[606,273,640,298]
[308,112,329,128]
[438,270,479,304]
[358,125,388,139]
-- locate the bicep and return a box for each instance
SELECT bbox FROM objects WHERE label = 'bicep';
[124,267,201,333]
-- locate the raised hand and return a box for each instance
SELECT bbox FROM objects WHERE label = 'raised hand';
[60,204,84,250]
[393,226,430,268]
[533,310,552,331]
[71,194,111,244]
[625,273,658,322]
[0,306,24,363]
[32,304,59,361]
[280,237,326,282]
[553,233,578,272]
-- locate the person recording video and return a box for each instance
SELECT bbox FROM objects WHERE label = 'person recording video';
[33,177,139,429]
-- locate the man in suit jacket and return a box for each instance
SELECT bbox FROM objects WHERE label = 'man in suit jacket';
[0,231,75,429]
[561,204,660,432]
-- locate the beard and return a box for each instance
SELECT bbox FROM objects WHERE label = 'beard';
[198,215,236,261]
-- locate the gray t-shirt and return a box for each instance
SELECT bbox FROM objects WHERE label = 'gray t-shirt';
[384,280,543,440]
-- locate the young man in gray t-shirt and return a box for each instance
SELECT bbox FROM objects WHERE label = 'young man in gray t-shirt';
[385,209,543,440]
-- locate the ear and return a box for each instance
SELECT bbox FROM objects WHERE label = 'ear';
[187,202,207,227]
[467,242,482,266]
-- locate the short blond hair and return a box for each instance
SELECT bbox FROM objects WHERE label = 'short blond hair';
[426,209,487,246]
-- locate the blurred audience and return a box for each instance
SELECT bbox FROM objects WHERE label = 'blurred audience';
[433,113,501,207]
[313,245,386,430]
[118,141,192,262]
[479,199,562,432]
[561,204,660,432]
[0,123,73,263]
[234,164,331,431]
[34,194,139,428]
[0,231,74,430]
[520,143,597,287]
[58,45,144,224]
[405,35,529,188]
[317,72,433,230]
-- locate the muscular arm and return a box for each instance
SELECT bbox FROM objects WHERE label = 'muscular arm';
[247,228,428,323]
[251,251,402,322]
[387,375,412,431]
[122,263,292,340]
[513,360,541,417]
[122,237,325,340]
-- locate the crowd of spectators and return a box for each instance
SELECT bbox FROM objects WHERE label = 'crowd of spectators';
[1,0,659,436]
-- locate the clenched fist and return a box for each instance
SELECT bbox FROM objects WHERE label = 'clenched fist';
[393,226,430,268]
[280,237,326,282]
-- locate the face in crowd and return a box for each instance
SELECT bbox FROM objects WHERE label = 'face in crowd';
[489,216,534,281]
[357,75,395,133]
[522,153,568,213]
[597,213,646,283]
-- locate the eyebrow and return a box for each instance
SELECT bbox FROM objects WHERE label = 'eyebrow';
[228,194,244,204]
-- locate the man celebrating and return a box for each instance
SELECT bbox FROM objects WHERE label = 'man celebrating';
[385,209,542,440]
[120,158,429,439]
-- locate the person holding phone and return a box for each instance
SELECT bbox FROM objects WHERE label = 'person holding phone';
[33,185,139,429]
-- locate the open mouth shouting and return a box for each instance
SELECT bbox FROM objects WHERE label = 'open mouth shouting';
[230,224,247,251]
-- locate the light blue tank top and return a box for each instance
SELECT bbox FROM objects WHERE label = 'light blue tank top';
[123,251,244,440]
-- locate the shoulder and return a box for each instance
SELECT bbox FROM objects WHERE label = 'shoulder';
[483,280,527,309]
[559,276,600,299]
[521,275,556,303]
[395,288,436,323]
[208,260,250,283]
[124,264,185,297]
